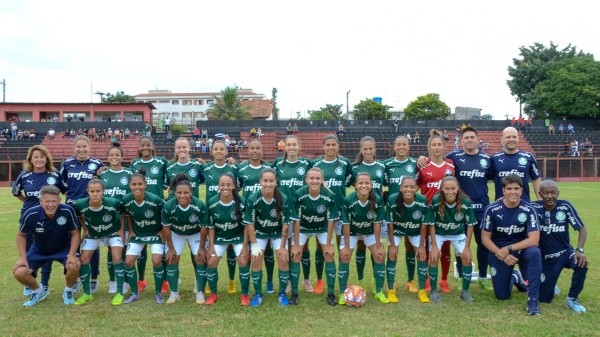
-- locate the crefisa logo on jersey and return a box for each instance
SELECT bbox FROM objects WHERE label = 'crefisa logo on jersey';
[335,167,343,176]
[88,163,98,171]
[189,215,199,223]
[376,169,383,178]
[102,215,113,222]
[406,165,414,173]
[270,209,278,218]
[297,167,306,176]
[188,169,198,178]
[455,213,464,221]
[367,211,376,220]
[556,211,566,221]
[47,177,57,185]
[145,210,154,218]
[57,216,67,225]
[518,157,528,166]
[480,159,488,168]
[151,166,160,175]
[317,205,326,214]
[518,213,527,223]
[413,211,422,220]
[120,177,128,185]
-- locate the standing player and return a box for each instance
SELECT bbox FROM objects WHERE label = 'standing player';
[416,130,455,293]
[73,179,126,306]
[13,185,80,307]
[60,135,104,293]
[166,137,203,199]
[12,145,66,295]
[290,168,337,305]
[384,135,419,294]
[338,173,388,304]
[491,126,541,202]
[532,180,588,313]
[162,174,208,304]
[121,170,166,304]
[244,168,296,306]
[482,174,543,315]
[428,176,476,303]
[205,173,250,305]
[312,134,353,294]
[386,176,431,303]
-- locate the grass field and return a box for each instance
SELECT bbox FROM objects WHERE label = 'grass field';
[0,183,597,337]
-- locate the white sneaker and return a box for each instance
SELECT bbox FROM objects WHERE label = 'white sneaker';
[90,279,99,293]
[196,292,205,304]
[108,281,117,294]
[166,292,180,304]
[123,283,130,294]
[73,279,82,293]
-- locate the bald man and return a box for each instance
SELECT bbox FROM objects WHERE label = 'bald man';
[491,127,541,202]
[531,180,588,313]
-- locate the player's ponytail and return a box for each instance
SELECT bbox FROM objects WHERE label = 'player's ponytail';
[108,141,123,156]
[169,173,192,192]
[131,167,147,182]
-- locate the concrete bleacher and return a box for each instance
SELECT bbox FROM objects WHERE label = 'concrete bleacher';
[524,130,598,157]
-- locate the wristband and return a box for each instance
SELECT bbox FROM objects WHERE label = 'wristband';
[251,245,262,257]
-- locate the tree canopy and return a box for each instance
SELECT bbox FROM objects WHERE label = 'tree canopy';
[101,91,136,103]
[352,99,391,120]
[206,87,251,121]
[308,103,343,121]
[403,93,451,120]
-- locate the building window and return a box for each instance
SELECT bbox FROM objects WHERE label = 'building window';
[206,99,214,106]
[182,100,191,105]
[194,100,203,105]
[159,100,169,103]
[172,100,179,105]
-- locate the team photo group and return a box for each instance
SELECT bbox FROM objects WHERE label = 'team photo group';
[11,125,589,315]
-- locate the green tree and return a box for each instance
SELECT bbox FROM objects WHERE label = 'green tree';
[102,91,136,103]
[352,98,391,120]
[403,93,450,120]
[527,56,600,119]
[507,42,590,116]
[206,87,251,121]
[271,88,280,121]
[320,104,344,120]
[309,110,335,120]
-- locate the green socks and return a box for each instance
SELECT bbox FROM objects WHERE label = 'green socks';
[325,261,336,295]
[374,262,385,293]
[114,262,125,294]
[207,267,218,294]
[80,264,91,295]
[338,262,349,292]
[239,265,250,295]
[290,262,300,295]
[429,265,439,291]
[301,250,311,280]
[315,249,324,280]
[251,270,263,295]
[166,265,179,292]
[153,266,165,294]
[417,261,428,290]
[406,251,416,282]
[386,257,396,290]
[227,246,237,281]
[462,264,473,291]
[126,266,139,295]
[195,264,207,293]
[355,249,366,280]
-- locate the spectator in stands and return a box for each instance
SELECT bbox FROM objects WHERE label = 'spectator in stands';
[79,116,85,122]
[114,129,121,141]
[66,116,72,122]
[144,123,152,136]
[124,128,131,139]
[193,127,200,140]
[558,123,564,134]
[23,129,30,140]
[567,123,574,136]
[134,129,139,138]
[277,139,285,157]
[17,129,24,140]
[413,131,420,143]
[11,121,18,140]
[201,128,208,139]
[585,139,593,156]
[207,137,214,152]
[548,123,555,135]
[292,123,298,133]
[166,131,174,144]
[250,127,257,138]
[525,117,532,132]
[406,132,411,143]
[511,117,516,127]
[164,116,171,132]
[47,128,56,140]
[442,130,449,142]
[337,124,345,137]
[571,140,580,157]
[28,129,36,140]
[107,128,113,140]
[257,127,263,139]
[517,116,524,130]
[393,118,400,132]
[287,123,293,135]
[194,138,201,153]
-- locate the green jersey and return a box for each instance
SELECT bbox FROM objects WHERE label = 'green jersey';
[384,157,417,196]
[121,192,165,240]
[386,193,432,237]
[352,160,386,197]
[130,157,168,199]
[311,156,353,218]
[237,162,271,196]
[294,185,337,233]
[74,196,124,239]
[99,168,132,199]
[431,195,476,236]
[162,196,208,236]
[342,192,386,236]
[272,157,311,199]
[243,190,296,239]
[201,161,238,203]
[166,160,203,199]
[207,195,246,244]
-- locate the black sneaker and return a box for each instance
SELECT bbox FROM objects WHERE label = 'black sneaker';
[527,299,541,315]
[327,294,337,306]
[289,294,299,305]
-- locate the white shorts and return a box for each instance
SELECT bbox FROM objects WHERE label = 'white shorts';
[82,236,124,251]
[253,238,283,251]
[126,242,164,256]
[391,235,421,249]
[334,220,343,236]
[380,222,389,239]
[213,243,244,257]
[166,232,201,256]
[432,234,467,254]
[295,232,332,246]
[339,234,377,250]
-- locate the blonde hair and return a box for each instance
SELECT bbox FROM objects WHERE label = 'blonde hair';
[24,145,55,172]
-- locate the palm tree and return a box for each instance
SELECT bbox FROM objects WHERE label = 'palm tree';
[207,87,252,120]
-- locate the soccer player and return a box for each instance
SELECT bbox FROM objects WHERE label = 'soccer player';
[491,126,541,202]
[121,170,166,304]
[13,185,80,307]
[481,174,543,315]
[73,179,126,306]
[162,174,208,304]
[272,135,315,293]
[416,130,455,293]
[531,180,588,313]
[201,140,239,295]
[312,134,353,293]
[386,176,431,303]
[205,173,251,305]
[338,173,388,304]
[12,145,66,295]
[60,135,104,293]
[237,139,277,294]
[428,176,476,303]
[290,168,337,305]
[244,168,296,307]
[99,143,132,295]
[384,135,419,294]
[166,137,203,199]
[444,127,494,290]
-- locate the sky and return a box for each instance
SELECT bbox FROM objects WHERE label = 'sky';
[1,0,598,120]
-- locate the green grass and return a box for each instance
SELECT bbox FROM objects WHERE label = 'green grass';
[0,183,598,337]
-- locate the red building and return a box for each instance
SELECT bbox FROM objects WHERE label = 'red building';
[0,102,154,123]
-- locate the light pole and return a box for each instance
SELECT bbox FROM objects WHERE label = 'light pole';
[346,90,350,120]
[1,79,5,102]
[95,91,105,102]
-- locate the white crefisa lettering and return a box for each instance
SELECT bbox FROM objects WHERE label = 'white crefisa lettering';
[496,225,526,235]
[498,170,526,178]
[540,224,566,234]
[280,178,304,187]
[459,170,486,178]
[68,171,94,180]
[216,222,237,231]
[146,178,158,185]
[136,220,157,227]
[302,215,325,223]
[324,179,343,187]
